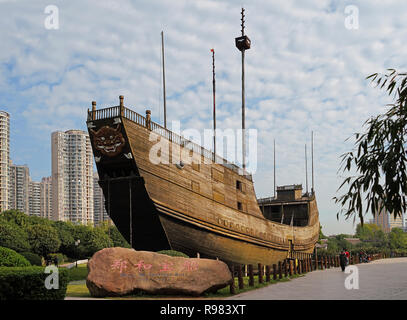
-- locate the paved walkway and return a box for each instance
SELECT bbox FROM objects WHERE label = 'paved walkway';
[228,258,407,300]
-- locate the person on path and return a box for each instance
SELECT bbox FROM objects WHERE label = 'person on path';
[345,250,350,265]
[339,249,347,272]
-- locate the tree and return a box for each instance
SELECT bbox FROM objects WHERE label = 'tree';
[0,219,30,252]
[85,228,113,256]
[0,210,30,228]
[27,224,61,257]
[355,223,381,241]
[52,221,75,256]
[334,69,407,224]
[319,224,326,240]
[107,225,131,248]
[388,228,407,249]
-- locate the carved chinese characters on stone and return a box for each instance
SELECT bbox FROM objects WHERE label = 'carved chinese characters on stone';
[110,259,128,274]
[86,248,233,297]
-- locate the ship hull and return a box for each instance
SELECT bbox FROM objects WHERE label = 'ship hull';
[87,104,319,266]
[157,210,291,265]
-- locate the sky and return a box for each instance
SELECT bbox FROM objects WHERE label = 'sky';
[1,0,407,235]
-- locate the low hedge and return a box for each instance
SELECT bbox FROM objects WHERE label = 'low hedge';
[0,267,68,300]
[0,247,31,267]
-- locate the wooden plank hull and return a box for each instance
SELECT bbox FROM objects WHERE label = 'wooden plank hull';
[87,105,319,266]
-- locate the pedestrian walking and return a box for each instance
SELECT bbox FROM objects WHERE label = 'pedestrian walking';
[339,249,347,272]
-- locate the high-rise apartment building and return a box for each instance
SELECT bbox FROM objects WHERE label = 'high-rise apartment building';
[373,204,404,233]
[0,111,10,211]
[51,130,94,224]
[28,180,41,216]
[93,171,109,226]
[40,176,52,219]
[8,163,29,214]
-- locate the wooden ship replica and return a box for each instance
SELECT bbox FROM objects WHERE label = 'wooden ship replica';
[85,9,319,266]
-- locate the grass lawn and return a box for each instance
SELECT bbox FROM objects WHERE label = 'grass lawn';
[62,264,89,282]
[65,273,304,299]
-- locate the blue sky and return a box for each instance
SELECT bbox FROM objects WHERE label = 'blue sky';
[1,0,407,235]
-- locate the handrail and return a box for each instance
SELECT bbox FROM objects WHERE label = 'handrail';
[87,106,252,180]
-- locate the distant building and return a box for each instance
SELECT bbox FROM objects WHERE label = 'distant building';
[93,171,110,226]
[372,204,404,233]
[28,181,41,216]
[344,238,361,245]
[8,162,30,214]
[315,239,328,250]
[0,111,10,211]
[40,176,52,219]
[51,130,94,224]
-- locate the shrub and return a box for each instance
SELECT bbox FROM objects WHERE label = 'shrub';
[157,250,189,258]
[0,266,68,300]
[0,219,30,253]
[20,252,43,266]
[0,247,31,267]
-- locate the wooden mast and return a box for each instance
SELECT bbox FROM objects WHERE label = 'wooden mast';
[241,12,245,170]
[305,143,308,194]
[235,8,251,171]
[311,131,314,194]
[274,139,276,198]
[211,49,216,157]
[161,31,167,129]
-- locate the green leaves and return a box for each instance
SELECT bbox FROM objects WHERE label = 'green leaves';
[334,69,407,223]
[27,224,61,257]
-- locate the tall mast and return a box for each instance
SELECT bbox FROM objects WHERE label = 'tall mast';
[274,139,276,198]
[161,31,167,129]
[305,143,308,194]
[235,8,251,170]
[311,131,314,194]
[211,49,216,157]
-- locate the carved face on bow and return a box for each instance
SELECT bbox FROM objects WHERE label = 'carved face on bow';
[90,125,126,157]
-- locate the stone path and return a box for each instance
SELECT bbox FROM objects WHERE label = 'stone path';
[228,257,407,300]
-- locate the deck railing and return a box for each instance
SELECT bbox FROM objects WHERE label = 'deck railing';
[88,105,252,180]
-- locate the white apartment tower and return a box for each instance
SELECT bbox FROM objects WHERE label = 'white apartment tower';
[93,171,109,226]
[40,176,52,219]
[28,180,41,216]
[9,163,30,214]
[0,111,10,211]
[51,130,94,224]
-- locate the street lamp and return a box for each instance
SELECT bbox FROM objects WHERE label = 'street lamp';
[75,239,80,268]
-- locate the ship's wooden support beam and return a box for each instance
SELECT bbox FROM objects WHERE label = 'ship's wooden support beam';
[258,263,263,283]
[265,265,271,282]
[238,266,244,289]
[229,265,236,294]
[248,265,254,286]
